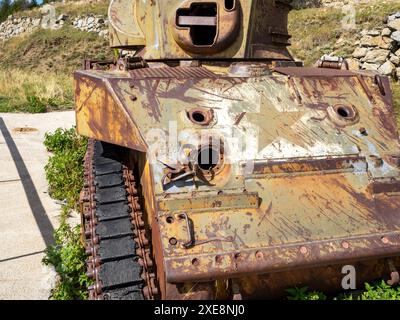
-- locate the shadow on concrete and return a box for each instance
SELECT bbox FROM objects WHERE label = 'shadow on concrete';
[0,250,45,263]
[0,117,54,247]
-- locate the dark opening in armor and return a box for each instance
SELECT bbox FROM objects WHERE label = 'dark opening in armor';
[177,3,217,46]
[197,147,219,171]
[224,0,235,10]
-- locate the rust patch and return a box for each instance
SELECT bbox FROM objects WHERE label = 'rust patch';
[130,67,217,79]
[249,156,366,175]
[369,179,400,194]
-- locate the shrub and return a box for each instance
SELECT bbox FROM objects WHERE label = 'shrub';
[43,208,91,300]
[44,128,87,210]
[43,127,90,300]
[286,287,327,300]
[287,281,400,300]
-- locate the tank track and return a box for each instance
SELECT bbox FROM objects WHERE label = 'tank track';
[81,140,158,300]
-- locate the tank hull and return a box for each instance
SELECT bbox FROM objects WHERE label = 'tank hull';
[75,63,400,299]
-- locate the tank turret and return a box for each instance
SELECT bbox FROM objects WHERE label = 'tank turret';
[108,0,293,60]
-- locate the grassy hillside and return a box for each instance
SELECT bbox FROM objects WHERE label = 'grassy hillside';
[0,26,112,74]
[0,1,111,112]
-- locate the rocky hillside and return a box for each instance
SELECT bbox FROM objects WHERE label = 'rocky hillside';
[0,1,112,113]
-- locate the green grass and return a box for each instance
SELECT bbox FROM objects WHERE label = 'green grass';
[43,207,91,300]
[287,287,328,300]
[287,281,400,301]
[338,281,400,300]
[44,128,87,210]
[42,128,91,300]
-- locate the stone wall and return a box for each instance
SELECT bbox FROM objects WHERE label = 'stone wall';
[292,0,322,9]
[349,12,400,78]
[72,15,108,37]
[0,16,41,40]
[0,13,108,41]
[293,0,372,9]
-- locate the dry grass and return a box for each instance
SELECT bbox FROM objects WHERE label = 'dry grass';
[57,0,109,17]
[356,0,400,29]
[289,7,346,66]
[0,24,113,112]
[12,0,109,19]
[0,69,73,113]
[391,81,400,126]
[0,1,112,113]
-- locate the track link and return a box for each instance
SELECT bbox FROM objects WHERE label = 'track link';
[81,140,158,300]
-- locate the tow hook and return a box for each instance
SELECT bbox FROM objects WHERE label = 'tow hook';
[387,259,400,286]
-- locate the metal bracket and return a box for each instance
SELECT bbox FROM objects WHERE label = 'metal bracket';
[318,55,349,70]
[83,59,116,71]
[116,56,148,71]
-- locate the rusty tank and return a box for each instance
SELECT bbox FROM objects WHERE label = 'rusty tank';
[75,0,400,300]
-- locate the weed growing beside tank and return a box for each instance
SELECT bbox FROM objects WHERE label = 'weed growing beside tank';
[286,281,400,300]
[42,207,90,300]
[44,128,87,209]
[42,127,91,300]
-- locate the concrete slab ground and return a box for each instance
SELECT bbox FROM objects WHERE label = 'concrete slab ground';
[0,111,76,300]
